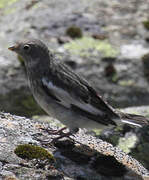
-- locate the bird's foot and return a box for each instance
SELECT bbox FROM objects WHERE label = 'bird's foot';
[51,127,79,143]
[51,131,73,143]
[36,130,74,146]
[37,127,79,145]
[40,126,67,136]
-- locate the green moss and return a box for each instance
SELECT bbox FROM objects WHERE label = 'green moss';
[143,20,149,30]
[118,134,138,153]
[0,0,18,8]
[14,144,54,161]
[64,37,118,57]
[66,25,83,38]
[118,80,135,86]
[0,0,19,15]
[93,128,103,135]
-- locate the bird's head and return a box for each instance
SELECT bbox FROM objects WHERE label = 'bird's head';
[8,39,50,65]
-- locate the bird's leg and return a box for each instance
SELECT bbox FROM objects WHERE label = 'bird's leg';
[51,127,79,143]
[41,126,67,135]
[37,127,79,145]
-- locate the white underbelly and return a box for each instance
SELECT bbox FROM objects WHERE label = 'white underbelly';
[33,90,109,131]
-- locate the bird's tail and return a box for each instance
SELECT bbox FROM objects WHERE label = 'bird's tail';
[119,112,149,127]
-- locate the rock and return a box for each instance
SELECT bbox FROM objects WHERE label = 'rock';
[0,111,148,179]
[57,36,71,44]
[92,34,108,40]
[0,0,149,178]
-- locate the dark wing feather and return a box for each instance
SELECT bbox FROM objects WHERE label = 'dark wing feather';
[42,61,118,126]
[71,104,116,125]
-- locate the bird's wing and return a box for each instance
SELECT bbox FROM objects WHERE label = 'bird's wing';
[42,63,117,125]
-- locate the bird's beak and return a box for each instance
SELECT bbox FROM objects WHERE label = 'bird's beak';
[8,44,19,52]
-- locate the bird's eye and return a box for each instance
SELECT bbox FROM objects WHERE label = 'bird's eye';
[23,45,30,51]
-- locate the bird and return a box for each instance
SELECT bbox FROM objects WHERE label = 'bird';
[8,39,149,138]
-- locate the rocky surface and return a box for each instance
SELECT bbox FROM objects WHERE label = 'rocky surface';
[0,111,148,180]
[0,0,149,179]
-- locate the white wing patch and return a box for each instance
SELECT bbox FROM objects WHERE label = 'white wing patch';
[121,119,142,127]
[42,78,103,116]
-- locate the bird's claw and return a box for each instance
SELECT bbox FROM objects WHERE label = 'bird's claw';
[40,127,67,135]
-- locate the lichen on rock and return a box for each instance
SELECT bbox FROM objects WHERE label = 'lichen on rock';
[14,144,54,161]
